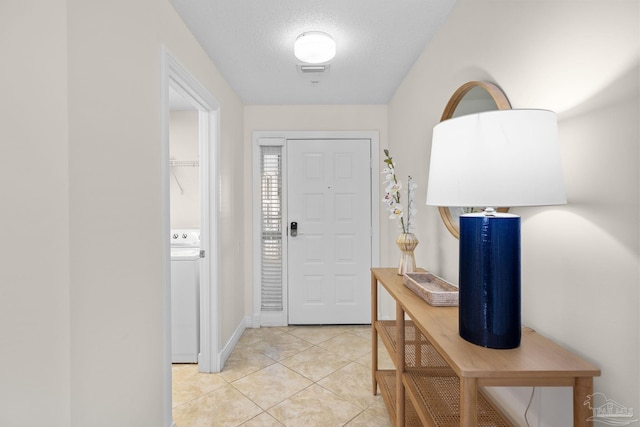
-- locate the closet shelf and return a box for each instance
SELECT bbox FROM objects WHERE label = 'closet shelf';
[169,158,198,194]
[170,159,199,167]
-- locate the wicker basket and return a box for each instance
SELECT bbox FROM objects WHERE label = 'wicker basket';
[403,272,459,306]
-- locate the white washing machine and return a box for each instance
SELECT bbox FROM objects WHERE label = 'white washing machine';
[171,229,200,363]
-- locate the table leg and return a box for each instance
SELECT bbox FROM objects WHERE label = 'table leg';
[371,272,378,395]
[396,302,405,427]
[574,377,594,426]
[460,377,478,427]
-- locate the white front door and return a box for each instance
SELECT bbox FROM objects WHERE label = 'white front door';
[287,139,372,324]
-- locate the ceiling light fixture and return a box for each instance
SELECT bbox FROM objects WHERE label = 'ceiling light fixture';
[294,31,336,64]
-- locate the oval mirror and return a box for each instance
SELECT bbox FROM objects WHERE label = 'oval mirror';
[437,81,512,238]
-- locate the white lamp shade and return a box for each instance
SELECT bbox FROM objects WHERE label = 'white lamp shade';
[426,109,566,207]
[294,31,336,64]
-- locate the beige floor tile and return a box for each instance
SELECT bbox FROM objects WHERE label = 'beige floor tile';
[345,409,392,426]
[239,412,285,426]
[172,325,391,426]
[267,326,295,332]
[173,384,262,427]
[342,325,372,340]
[232,364,313,410]
[317,332,371,361]
[248,332,313,361]
[318,361,378,409]
[172,364,228,408]
[354,352,371,368]
[218,347,277,383]
[237,327,287,348]
[377,350,395,370]
[355,342,395,370]
[364,397,391,421]
[172,363,199,383]
[286,325,352,344]
[268,384,362,427]
[280,346,351,381]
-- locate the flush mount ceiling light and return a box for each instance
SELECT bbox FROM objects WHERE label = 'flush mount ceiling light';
[294,31,336,64]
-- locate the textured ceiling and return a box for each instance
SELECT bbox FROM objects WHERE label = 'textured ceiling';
[170,0,458,105]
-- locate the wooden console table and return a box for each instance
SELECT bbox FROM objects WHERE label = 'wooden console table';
[371,268,600,427]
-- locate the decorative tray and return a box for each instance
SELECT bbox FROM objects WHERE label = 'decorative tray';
[403,272,459,306]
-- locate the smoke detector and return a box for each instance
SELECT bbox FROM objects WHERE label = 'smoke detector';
[297,64,331,74]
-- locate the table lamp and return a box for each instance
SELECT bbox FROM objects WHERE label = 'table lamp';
[426,109,566,348]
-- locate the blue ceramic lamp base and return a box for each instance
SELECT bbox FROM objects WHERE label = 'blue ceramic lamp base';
[459,213,521,349]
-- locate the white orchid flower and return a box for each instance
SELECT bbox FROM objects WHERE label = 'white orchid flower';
[382,192,396,205]
[389,204,404,220]
[382,150,417,235]
[386,182,402,194]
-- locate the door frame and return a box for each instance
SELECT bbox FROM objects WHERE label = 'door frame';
[252,131,380,327]
[161,48,221,426]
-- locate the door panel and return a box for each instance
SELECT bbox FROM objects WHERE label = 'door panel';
[287,139,371,324]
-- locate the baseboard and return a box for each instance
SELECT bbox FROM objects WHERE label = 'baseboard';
[251,312,261,328]
[259,311,287,326]
[218,316,249,369]
[244,315,253,328]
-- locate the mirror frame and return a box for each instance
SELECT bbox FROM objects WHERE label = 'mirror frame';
[437,81,512,239]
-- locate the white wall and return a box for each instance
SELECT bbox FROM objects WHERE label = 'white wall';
[170,110,200,229]
[389,0,639,425]
[0,1,70,426]
[163,4,246,353]
[243,105,389,318]
[2,1,245,426]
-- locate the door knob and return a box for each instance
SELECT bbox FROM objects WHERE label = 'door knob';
[290,221,298,237]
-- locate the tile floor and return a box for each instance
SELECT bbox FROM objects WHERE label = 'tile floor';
[172,325,395,427]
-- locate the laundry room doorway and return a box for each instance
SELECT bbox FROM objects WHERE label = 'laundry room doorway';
[162,49,221,426]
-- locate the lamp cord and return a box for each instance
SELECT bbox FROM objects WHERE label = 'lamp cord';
[524,387,536,427]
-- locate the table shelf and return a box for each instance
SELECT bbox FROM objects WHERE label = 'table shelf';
[376,370,422,426]
[371,268,600,427]
[403,371,512,426]
[375,321,511,426]
[376,320,452,371]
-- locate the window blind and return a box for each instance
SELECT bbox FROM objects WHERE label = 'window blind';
[259,146,283,311]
